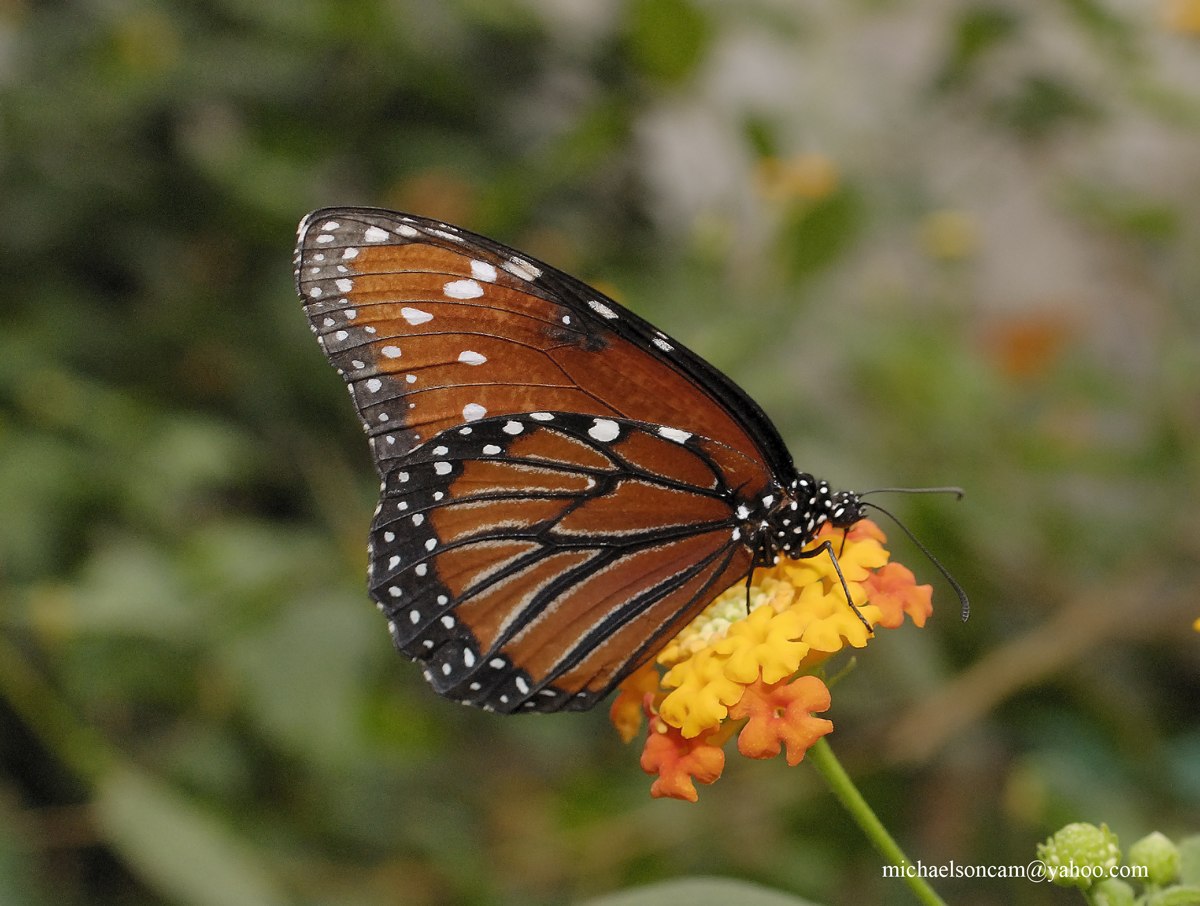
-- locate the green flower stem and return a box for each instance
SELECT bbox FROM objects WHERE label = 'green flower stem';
[809,737,946,906]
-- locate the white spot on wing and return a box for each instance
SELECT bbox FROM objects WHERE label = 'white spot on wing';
[365,378,382,392]
[443,279,484,300]
[434,462,452,475]
[502,256,541,281]
[363,226,390,243]
[458,350,487,365]
[502,420,523,435]
[381,345,401,358]
[588,419,620,442]
[462,403,487,421]
[588,299,618,319]
[402,307,433,325]
[658,426,691,443]
[471,260,497,282]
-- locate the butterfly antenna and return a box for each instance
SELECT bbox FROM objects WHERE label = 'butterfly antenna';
[861,486,965,501]
[860,500,970,622]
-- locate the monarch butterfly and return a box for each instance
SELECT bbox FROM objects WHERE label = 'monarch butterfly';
[294,208,963,714]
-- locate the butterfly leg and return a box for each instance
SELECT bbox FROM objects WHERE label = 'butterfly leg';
[742,531,774,612]
[792,541,873,633]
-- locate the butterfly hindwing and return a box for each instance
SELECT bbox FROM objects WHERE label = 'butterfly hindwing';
[367,412,765,712]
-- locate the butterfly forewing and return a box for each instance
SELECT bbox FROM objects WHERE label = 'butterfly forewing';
[368,413,763,712]
[294,208,794,478]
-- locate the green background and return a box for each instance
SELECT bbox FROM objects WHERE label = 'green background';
[2,1,1198,904]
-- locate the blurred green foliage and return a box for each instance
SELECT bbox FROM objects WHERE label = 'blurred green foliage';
[2,1,1199,905]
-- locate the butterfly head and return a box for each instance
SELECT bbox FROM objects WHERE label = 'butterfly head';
[828,489,865,530]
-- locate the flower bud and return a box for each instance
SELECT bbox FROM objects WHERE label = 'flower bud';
[1036,822,1120,889]
[1129,831,1180,886]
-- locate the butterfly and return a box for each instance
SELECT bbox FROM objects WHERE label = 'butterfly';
[295,207,891,714]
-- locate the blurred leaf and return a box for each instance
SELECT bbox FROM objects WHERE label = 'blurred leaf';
[624,0,711,83]
[995,74,1101,139]
[0,799,51,906]
[577,877,822,906]
[124,415,259,527]
[933,6,1019,90]
[222,592,376,764]
[49,535,197,638]
[93,764,288,906]
[1065,183,1180,243]
[743,114,780,159]
[1060,0,1138,61]
[0,431,91,580]
[181,519,339,614]
[776,186,864,281]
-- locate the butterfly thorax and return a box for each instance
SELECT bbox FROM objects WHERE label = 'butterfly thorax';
[755,474,865,560]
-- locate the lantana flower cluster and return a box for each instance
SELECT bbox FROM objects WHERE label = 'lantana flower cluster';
[610,519,933,801]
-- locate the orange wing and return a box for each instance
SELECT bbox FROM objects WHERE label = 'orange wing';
[369,413,768,712]
[294,208,793,479]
